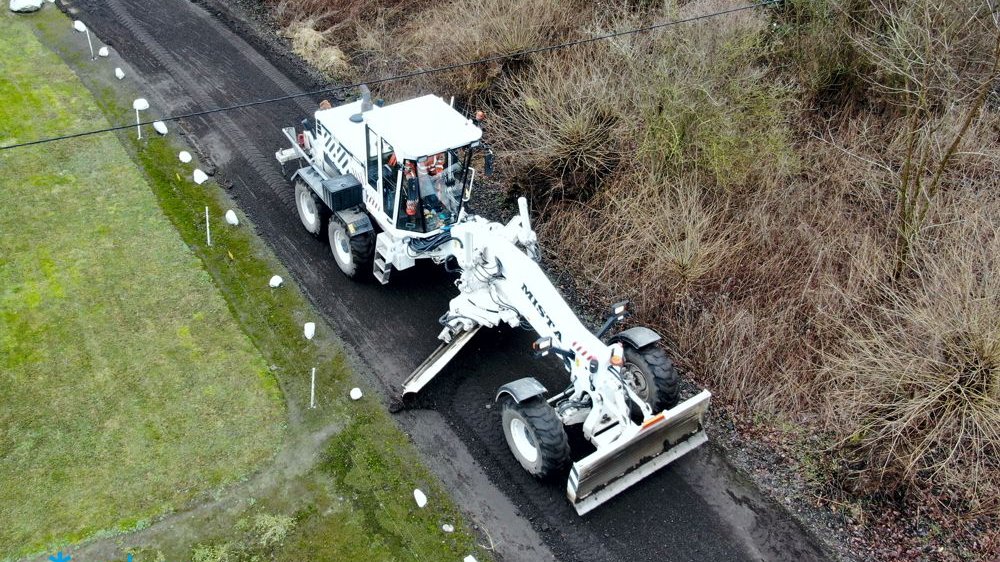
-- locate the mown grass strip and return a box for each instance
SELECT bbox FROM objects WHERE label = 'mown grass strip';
[0,10,284,559]
[19,6,489,561]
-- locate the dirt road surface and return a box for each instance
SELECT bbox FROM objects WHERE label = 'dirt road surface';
[56,1,831,560]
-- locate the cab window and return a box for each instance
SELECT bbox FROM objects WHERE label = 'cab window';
[396,148,471,232]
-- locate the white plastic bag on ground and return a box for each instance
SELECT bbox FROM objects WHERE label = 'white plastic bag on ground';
[10,0,44,13]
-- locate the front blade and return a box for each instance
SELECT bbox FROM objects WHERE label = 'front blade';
[567,390,711,516]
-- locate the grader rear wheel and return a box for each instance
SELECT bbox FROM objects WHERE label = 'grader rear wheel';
[294,180,328,238]
[328,218,374,279]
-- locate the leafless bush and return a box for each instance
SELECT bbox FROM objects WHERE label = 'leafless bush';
[395,0,591,97]
[283,19,350,77]
[851,0,998,110]
[825,199,1000,513]
[489,45,640,203]
[270,0,419,34]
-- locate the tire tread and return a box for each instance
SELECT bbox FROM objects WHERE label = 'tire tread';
[503,398,570,480]
[624,345,680,411]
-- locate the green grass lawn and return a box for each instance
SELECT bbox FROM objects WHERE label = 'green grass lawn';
[2,7,487,562]
[0,11,285,558]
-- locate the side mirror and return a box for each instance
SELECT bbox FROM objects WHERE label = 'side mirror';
[532,337,552,357]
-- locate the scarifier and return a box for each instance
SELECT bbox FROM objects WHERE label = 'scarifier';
[275,87,712,515]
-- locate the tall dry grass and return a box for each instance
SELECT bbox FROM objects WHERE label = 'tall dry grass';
[284,20,351,76]
[825,195,1000,514]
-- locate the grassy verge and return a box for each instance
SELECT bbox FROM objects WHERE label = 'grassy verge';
[0,11,284,558]
[14,6,487,561]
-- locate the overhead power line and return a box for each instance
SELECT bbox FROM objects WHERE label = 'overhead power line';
[0,0,782,152]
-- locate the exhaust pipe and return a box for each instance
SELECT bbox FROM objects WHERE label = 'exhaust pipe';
[360,85,373,112]
[350,85,374,123]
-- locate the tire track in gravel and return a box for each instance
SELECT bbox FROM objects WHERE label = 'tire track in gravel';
[102,0,299,211]
[57,1,832,560]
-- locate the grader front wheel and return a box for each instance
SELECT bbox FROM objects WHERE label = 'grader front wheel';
[621,345,680,412]
[500,397,570,480]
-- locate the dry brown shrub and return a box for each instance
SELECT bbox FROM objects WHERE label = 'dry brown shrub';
[283,19,351,77]
[489,44,642,204]
[396,0,591,96]
[824,196,1000,513]
[849,0,998,110]
[270,0,432,85]
[270,0,421,34]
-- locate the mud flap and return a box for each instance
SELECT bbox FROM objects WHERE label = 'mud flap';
[567,390,711,516]
[402,327,481,395]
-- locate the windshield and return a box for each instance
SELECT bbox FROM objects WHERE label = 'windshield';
[394,147,472,233]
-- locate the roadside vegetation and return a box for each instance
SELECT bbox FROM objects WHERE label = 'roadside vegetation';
[3,8,485,561]
[0,11,284,558]
[269,0,999,559]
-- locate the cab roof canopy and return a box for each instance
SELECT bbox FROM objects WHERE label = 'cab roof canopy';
[364,95,482,160]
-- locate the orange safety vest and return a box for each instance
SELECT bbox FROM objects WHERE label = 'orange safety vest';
[424,154,445,175]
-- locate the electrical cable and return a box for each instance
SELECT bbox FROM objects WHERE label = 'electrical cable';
[406,230,453,253]
[0,0,782,152]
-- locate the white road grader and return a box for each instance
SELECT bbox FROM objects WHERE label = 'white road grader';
[275,88,712,515]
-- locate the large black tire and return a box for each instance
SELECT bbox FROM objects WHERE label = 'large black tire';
[295,180,328,238]
[500,397,570,480]
[327,217,374,279]
[621,345,680,412]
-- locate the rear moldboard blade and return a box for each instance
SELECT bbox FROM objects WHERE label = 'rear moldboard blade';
[567,390,711,516]
[402,326,481,395]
